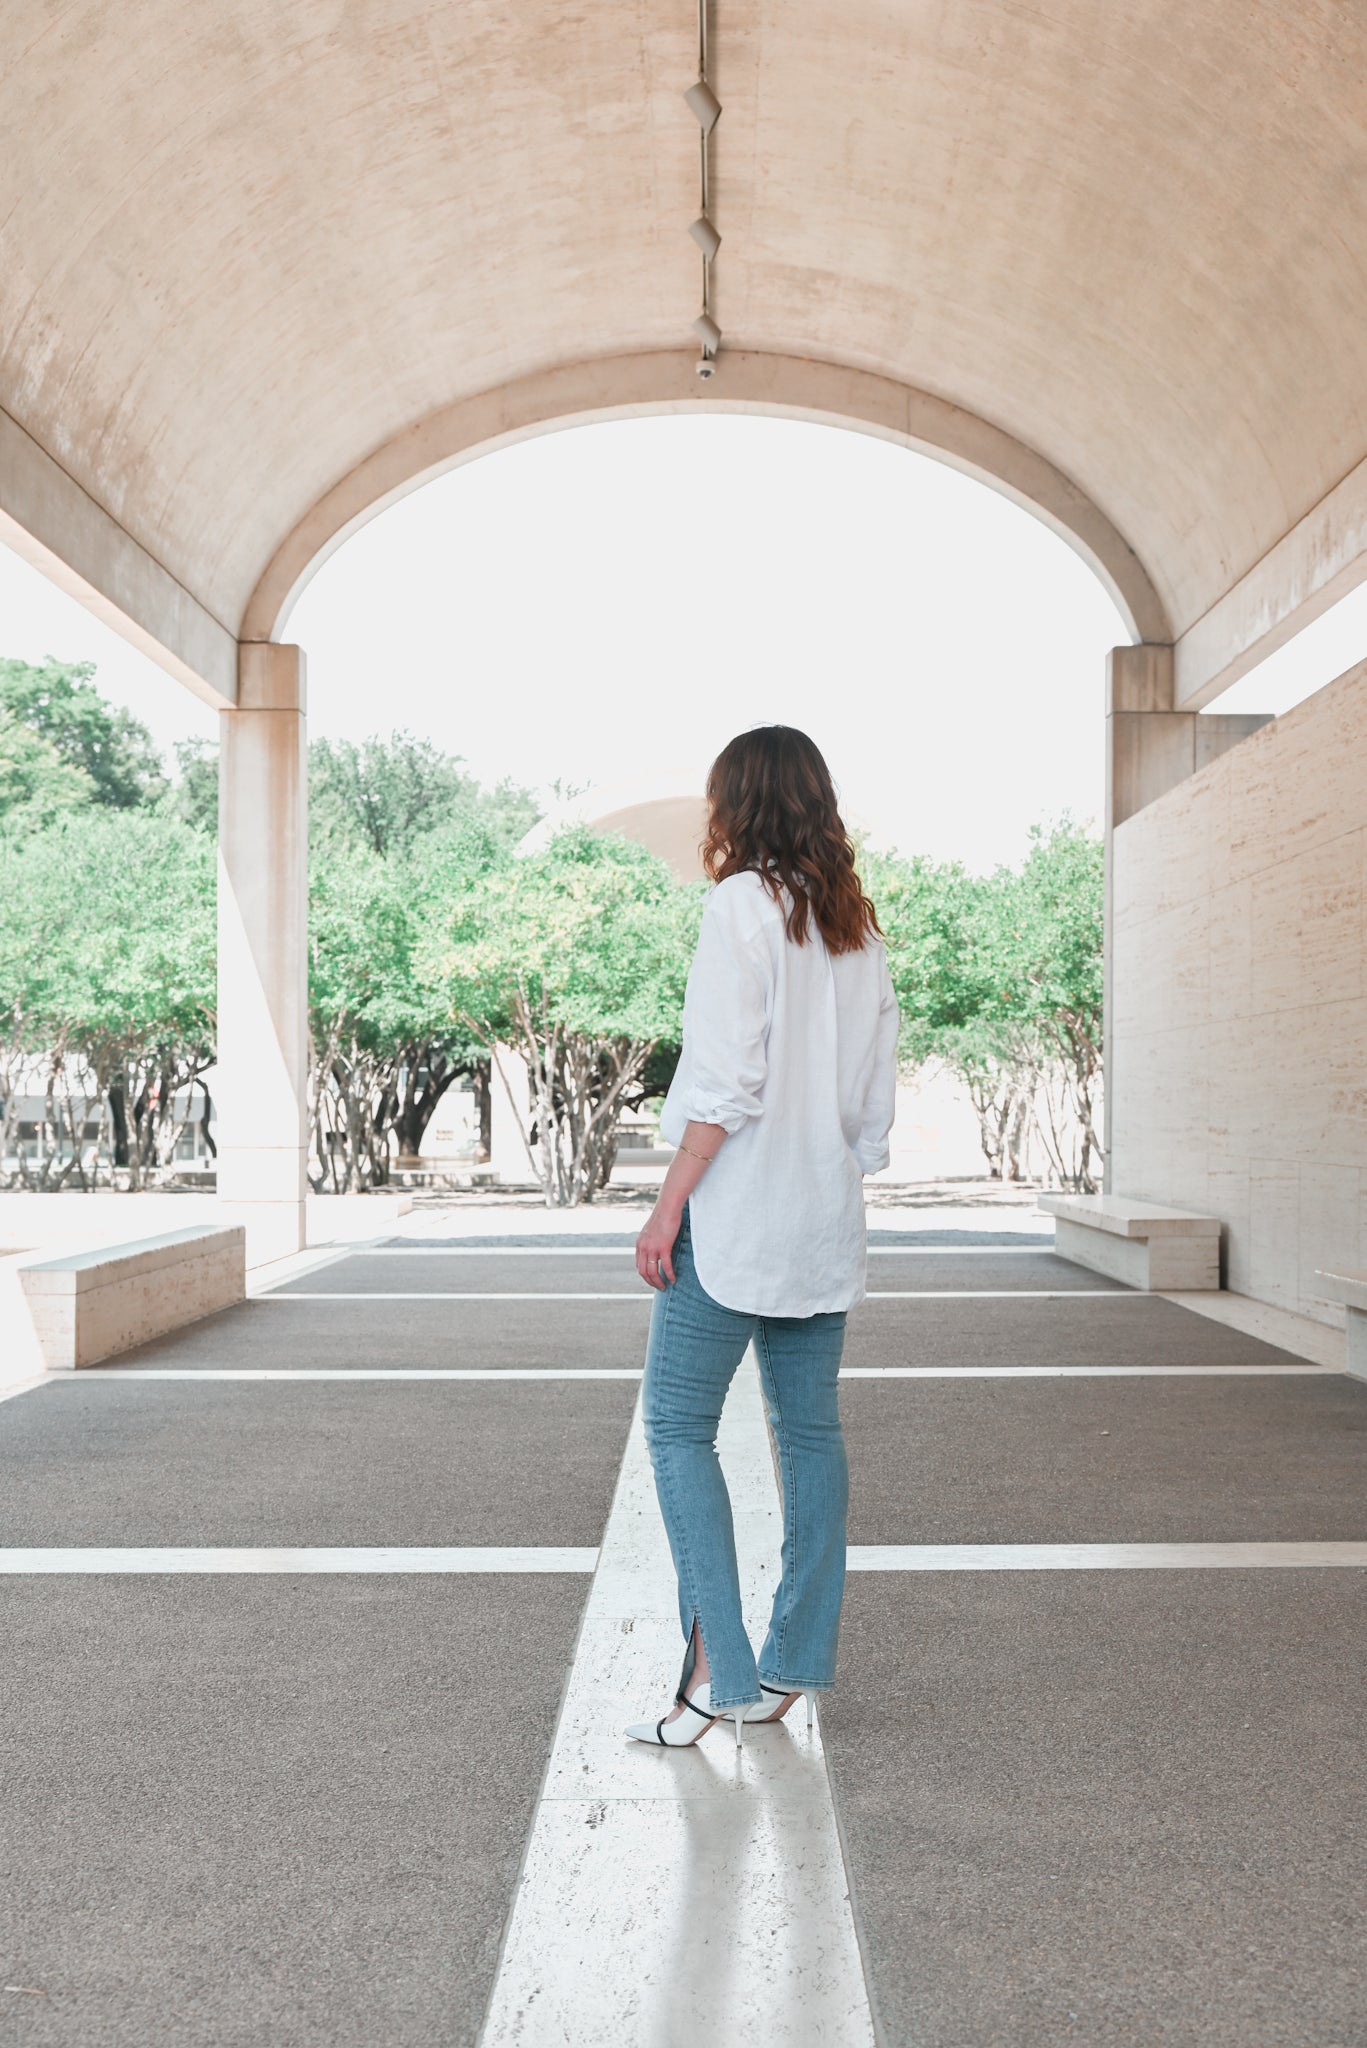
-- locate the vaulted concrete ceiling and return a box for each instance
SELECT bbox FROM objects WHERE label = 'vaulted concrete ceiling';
[3,2,1366,707]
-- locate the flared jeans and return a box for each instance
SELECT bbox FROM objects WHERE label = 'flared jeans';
[641,1206,850,1712]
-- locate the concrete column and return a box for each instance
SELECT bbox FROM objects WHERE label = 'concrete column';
[1103,644,1269,1189]
[216,644,308,1266]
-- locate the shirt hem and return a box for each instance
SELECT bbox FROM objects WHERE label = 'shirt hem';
[691,1235,866,1319]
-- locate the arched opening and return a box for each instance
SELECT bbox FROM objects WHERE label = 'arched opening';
[243,354,1168,647]
[281,410,1129,1202]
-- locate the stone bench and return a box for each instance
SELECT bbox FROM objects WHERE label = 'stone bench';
[19,1225,246,1369]
[1315,1271,1367,1380]
[1038,1194,1221,1291]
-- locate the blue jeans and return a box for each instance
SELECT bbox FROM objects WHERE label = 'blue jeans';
[641,1207,850,1712]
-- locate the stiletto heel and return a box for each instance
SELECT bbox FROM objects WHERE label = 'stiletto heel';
[733,1709,744,1747]
[744,1681,817,1726]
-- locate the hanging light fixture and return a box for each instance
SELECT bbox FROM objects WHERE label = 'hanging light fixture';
[684,79,721,134]
[689,214,721,262]
[684,0,721,376]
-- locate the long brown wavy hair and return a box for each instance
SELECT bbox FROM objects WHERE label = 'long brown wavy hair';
[702,726,881,953]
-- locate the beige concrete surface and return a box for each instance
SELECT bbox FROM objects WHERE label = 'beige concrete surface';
[1160,1288,1346,1371]
[1315,1271,1367,1380]
[19,1225,245,1368]
[1111,654,1367,1326]
[1317,1269,1367,1315]
[1052,1216,1220,1293]
[6,4,1367,698]
[1044,1196,1221,1290]
[1040,1194,1221,1241]
[217,644,309,1266]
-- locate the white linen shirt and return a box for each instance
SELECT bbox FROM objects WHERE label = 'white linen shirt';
[659,870,899,1316]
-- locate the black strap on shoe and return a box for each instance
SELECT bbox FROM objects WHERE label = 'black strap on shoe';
[675,1692,715,1721]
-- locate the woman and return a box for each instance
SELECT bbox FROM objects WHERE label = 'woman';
[627,725,899,1748]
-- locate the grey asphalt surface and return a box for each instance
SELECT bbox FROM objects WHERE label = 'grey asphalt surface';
[0,1378,636,1546]
[268,1247,1118,1297]
[842,1372,1367,1542]
[273,1251,643,1295]
[6,1222,1361,2047]
[822,1571,1367,2047]
[842,1292,1307,1370]
[0,1577,584,2048]
[108,1294,653,1371]
[865,1250,1124,1292]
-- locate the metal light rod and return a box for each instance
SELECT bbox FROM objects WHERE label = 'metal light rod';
[685,0,721,375]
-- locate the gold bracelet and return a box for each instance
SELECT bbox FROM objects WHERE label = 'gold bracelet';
[676,1141,713,1165]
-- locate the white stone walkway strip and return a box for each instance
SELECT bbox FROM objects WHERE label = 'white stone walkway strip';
[478,1361,877,2048]
[847,1542,1367,1569]
[0,1547,597,1573]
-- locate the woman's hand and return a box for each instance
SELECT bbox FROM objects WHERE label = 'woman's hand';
[634,1123,727,1290]
[636,1199,683,1291]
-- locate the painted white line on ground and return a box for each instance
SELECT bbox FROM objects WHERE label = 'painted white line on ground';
[355,1246,639,1257]
[479,1363,876,2047]
[260,1288,1108,1302]
[352,1243,1054,1256]
[263,1291,653,1302]
[0,1547,598,1574]
[64,1368,644,1381]
[847,1543,1367,1569]
[861,1289,1134,1299]
[48,1365,1327,1385]
[839,1363,1331,1377]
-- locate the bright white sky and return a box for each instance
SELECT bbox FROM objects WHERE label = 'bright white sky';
[1,413,1361,873]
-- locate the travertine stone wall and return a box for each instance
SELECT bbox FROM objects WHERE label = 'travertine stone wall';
[1111,657,1367,1326]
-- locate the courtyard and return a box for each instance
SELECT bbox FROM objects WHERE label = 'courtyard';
[4,1188,1364,2045]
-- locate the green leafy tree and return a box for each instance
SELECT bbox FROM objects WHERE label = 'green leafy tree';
[425,827,701,1206]
[863,821,1103,1189]
[310,731,540,856]
[861,847,988,1063]
[0,810,214,1186]
[977,819,1104,1188]
[0,658,165,809]
[0,706,96,831]
[305,783,542,1190]
[163,736,219,833]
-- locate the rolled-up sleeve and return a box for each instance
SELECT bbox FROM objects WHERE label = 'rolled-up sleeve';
[674,886,772,1133]
[854,953,900,1174]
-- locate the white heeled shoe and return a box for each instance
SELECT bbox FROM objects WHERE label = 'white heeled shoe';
[744,1681,816,1728]
[625,1679,748,1748]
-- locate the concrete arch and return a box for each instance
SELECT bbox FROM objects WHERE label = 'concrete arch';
[241,350,1170,647]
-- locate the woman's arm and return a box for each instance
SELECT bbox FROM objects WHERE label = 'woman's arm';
[635,1119,727,1289]
[854,953,900,1174]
